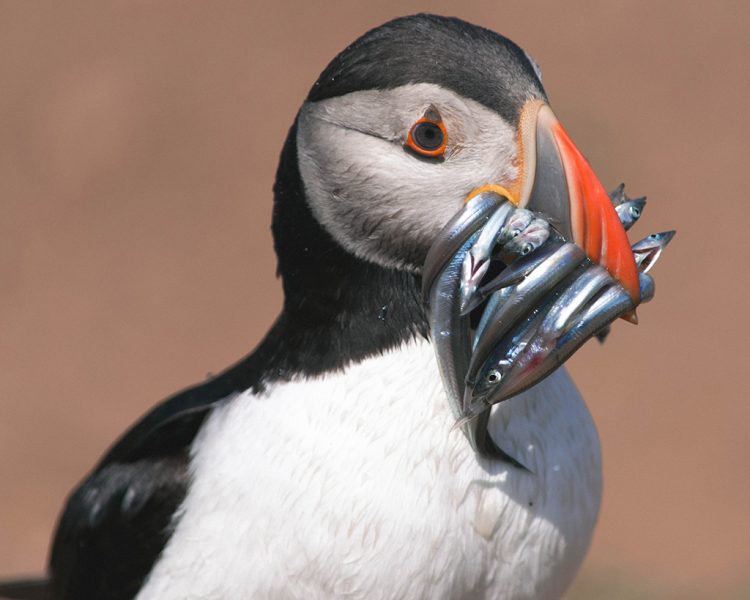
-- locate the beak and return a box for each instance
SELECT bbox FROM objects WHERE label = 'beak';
[466,100,641,317]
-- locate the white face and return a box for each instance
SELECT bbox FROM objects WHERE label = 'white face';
[296,83,521,271]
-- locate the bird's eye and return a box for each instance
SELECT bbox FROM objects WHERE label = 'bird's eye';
[406,115,448,158]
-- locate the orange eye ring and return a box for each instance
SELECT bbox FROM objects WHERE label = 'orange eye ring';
[406,116,448,158]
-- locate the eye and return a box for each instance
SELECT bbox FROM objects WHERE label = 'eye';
[486,369,502,385]
[406,115,448,158]
[629,206,641,218]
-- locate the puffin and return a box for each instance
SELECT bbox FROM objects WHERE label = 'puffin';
[3,14,616,600]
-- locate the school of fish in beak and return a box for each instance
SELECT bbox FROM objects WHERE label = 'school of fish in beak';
[422,185,675,459]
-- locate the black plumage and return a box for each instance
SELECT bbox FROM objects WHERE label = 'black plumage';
[309,14,544,124]
[1,14,547,599]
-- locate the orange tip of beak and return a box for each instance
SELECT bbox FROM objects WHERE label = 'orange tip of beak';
[551,121,641,305]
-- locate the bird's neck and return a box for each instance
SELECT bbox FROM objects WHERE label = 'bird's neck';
[241,122,429,390]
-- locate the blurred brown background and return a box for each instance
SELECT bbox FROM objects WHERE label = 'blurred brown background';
[1,2,747,598]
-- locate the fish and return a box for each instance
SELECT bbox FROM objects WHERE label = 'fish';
[458,201,514,314]
[499,217,551,258]
[426,186,675,455]
[470,239,565,325]
[595,229,674,343]
[421,193,502,302]
[464,231,674,416]
[615,197,647,231]
[460,221,561,317]
[424,194,504,455]
[429,233,480,423]
[463,243,587,403]
[465,265,630,417]
[497,208,535,245]
[631,230,676,273]
[609,182,628,206]
[430,228,529,461]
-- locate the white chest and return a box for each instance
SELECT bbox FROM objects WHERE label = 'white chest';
[137,340,601,600]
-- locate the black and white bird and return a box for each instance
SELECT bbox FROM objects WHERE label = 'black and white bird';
[4,14,613,600]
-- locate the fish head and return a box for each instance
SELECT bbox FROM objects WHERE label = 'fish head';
[632,230,676,273]
[615,197,647,231]
[465,358,514,418]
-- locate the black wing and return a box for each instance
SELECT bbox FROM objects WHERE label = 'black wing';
[48,455,189,600]
[0,578,47,600]
[47,349,266,600]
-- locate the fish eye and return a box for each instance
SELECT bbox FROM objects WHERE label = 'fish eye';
[486,369,502,385]
[520,243,533,255]
[629,206,641,218]
[405,109,448,158]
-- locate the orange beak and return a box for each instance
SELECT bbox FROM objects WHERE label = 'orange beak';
[471,100,641,318]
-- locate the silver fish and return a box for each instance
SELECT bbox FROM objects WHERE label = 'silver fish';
[466,288,560,417]
[615,197,647,231]
[427,187,675,455]
[464,243,586,405]
[460,226,562,317]
[467,239,565,326]
[497,208,534,245]
[609,182,627,206]
[425,195,501,455]
[430,231,523,459]
[631,230,676,273]
[536,266,613,340]
[458,201,514,314]
[429,233,480,423]
[421,193,501,302]
[639,271,655,303]
[465,263,660,417]
[500,217,551,257]
[465,263,608,415]
[596,229,673,343]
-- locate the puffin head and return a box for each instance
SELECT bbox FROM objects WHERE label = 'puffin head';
[295,14,544,273]
[266,14,636,377]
